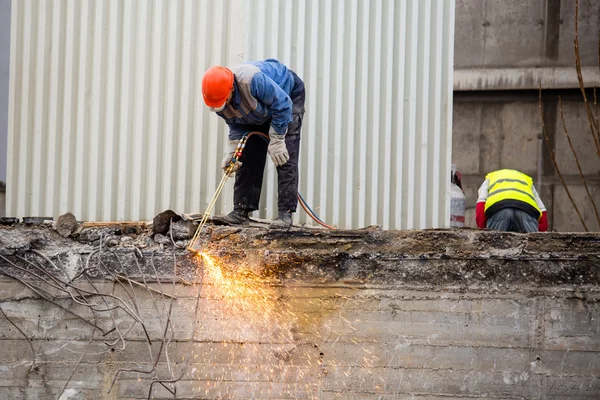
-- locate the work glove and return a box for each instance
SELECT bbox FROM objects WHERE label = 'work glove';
[221,140,242,175]
[267,128,289,167]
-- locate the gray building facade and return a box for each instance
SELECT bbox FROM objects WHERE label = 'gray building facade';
[453,0,600,232]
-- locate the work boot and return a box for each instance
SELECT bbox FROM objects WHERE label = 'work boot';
[212,209,250,226]
[269,211,293,229]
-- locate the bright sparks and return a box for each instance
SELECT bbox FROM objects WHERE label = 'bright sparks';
[189,252,386,399]
[197,252,277,314]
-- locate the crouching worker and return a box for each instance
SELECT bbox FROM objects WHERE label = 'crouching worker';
[201,59,305,229]
[476,169,548,232]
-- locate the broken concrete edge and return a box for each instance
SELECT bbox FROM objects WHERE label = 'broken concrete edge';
[0,223,599,290]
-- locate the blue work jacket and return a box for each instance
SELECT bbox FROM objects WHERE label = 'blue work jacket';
[216,59,294,140]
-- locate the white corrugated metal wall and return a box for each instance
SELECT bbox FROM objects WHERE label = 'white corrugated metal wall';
[8,0,454,229]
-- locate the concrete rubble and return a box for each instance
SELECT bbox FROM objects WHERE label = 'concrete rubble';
[0,217,598,399]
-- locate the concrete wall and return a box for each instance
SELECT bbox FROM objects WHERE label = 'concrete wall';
[0,224,599,399]
[453,94,600,232]
[2,281,599,399]
[453,0,600,232]
[455,0,600,69]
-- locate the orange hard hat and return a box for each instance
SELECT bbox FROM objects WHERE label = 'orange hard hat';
[202,66,234,108]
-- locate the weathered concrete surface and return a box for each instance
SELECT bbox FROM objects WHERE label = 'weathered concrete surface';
[455,0,600,71]
[0,223,599,399]
[454,67,600,91]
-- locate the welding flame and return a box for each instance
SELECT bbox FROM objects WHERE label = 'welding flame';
[194,251,286,325]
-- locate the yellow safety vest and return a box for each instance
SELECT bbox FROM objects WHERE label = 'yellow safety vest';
[484,169,541,218]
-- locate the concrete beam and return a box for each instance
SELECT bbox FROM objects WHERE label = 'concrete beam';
[0,224,599,288]
[454,67,600,91]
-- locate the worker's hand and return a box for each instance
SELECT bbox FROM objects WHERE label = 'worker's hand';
[267,132,289,167]
[221,140,242,175]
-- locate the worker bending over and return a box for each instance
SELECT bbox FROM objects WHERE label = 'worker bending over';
[201,59,305,229]
[476,169,548,232]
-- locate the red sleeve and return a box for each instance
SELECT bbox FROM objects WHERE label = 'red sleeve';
[476,201,487,229]
[538,211,548,232]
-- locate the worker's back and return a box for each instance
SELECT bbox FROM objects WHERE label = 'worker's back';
[476,169,548,232]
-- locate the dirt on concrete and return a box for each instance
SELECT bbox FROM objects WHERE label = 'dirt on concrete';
[0,219,598,291]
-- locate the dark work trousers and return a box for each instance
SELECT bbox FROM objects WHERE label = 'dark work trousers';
[486,208,539,233]
[233,72,305,213]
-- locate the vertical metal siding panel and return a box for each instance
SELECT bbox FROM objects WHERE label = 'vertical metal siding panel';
[281,0,292,63]
[32,0,46,215]
[392,1,407,229]
[199,0,220,216]
[25,1,37,216]
[131,0,149,221]
[262,0,277,219]
[88,0,104,221]
[33,1,47,215]
[46,0,63,217]
[324,2,349,226]
[443,0,456,227]
[6,0,19,217]
[7,0,454,225]
[16,1,32,218]
[191,1,210,215]
[219,0,248,214]
[295,0,307,221]
[124,1,138,220]
[267,0,278,57]
[101,0,118,221]
[430,0,444,227]
[42,2,54,216]
[369,0,383,227]
[304,0,318,221]
[418,0,432,228]
[175,0,193,215]
[356,0,369,228]
[404,1,419,229]
[343,0,358,229]
[380,0,394,229]
[311,0,323,224]
[204,2,224,216]
[292,1,306,83]
[145,0,165,219]
[258,11,269,217]
[116,0,131,220]
[263,0,278,218]
[331,1,344,227]
[82,1,96,220]
[73,0,89,219]
[59,0,75,216]
[216,0,236,217]
[258,1,268,218]
[207,1,231,217]
[160,0,178,215]
[319,1,332,224]
[293,0,306,225]
[396,0,407,229]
